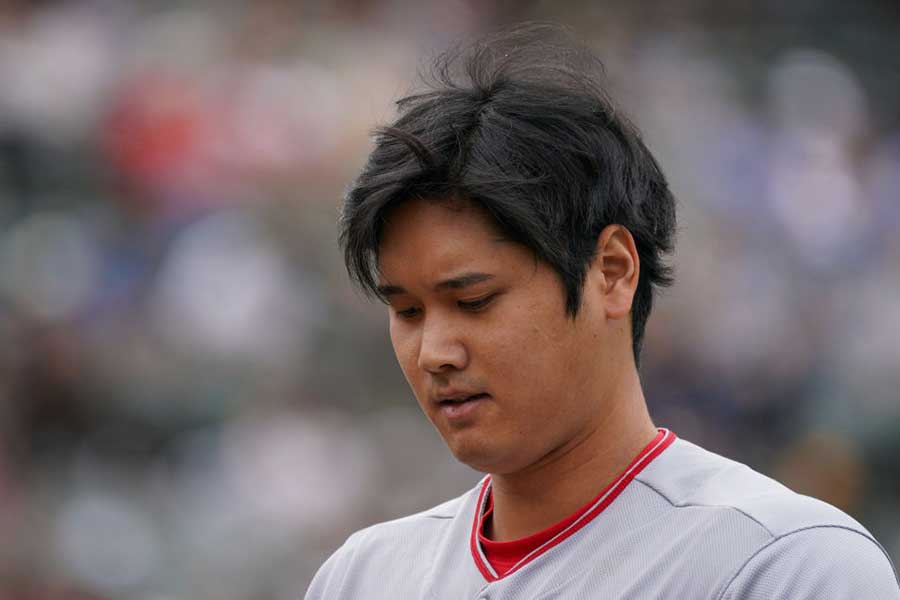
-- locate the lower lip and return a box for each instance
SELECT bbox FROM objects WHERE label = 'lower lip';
[439,394,489,421]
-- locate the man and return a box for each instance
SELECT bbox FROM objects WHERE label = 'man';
[306,25,900,599]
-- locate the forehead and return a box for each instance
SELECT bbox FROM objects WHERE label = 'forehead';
[377,198,510,280]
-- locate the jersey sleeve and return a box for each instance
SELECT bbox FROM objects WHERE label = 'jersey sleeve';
[719,526,900,600]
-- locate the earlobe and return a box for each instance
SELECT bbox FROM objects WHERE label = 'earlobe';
[594,225,639,320]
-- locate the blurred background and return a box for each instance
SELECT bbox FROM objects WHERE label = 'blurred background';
[0,0,898,598]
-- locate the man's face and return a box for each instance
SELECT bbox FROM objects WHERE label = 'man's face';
[377,199,614,475]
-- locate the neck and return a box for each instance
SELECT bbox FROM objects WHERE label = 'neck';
[486,370,657,542]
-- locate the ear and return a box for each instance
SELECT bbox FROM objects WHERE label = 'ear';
[588,225,639,320]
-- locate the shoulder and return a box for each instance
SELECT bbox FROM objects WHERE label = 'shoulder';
[719,524,900,599]
[636,437,900,598]
[304,483,479,599]
[638,437,868,535]
[343,490,469,552]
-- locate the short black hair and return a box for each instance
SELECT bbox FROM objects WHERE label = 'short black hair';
[339,23,676,364]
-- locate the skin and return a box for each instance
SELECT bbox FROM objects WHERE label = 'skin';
[377,198,658,541]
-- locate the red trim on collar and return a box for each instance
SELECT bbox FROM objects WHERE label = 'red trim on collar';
[470,428,676,582]
[478,491,570,577]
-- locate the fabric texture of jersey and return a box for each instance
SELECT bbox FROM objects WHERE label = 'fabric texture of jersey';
[305,432,900,599]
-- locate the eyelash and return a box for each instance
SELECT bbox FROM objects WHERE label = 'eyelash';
[458,294,497,312]
[394,294,497,319]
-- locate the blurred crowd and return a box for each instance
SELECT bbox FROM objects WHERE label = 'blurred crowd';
[0,1,898,598]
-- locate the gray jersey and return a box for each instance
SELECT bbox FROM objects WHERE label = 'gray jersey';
[305,431,900,599]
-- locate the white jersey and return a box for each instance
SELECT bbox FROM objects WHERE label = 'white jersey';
[305,430,900,599]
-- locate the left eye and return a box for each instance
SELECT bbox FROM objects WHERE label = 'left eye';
[458,295,496,312]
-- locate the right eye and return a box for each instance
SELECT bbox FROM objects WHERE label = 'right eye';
[395,306,421,319]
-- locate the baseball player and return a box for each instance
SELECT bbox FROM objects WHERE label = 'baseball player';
[306,25,900,599]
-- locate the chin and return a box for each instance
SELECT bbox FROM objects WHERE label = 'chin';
[445,437,522,475]
[445,438,498,473]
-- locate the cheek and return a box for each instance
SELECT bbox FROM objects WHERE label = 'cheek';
[487,305,573,389]
[389,322,423,387]
[490,306,589,418]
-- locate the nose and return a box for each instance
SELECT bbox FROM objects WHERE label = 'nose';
[417,314,468,373]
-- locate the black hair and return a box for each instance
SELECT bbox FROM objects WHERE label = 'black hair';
[339,23,676,364]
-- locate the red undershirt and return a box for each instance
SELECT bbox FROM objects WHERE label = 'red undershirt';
[476,429,670,577]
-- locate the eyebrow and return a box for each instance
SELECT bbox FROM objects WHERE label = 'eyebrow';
[377,272,495,297]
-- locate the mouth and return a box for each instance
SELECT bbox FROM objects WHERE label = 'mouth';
[436,393,490,421]
[439,393,490,405]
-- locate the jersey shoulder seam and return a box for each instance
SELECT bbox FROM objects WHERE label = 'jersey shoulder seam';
[348,488,474,540]
[714,524,899,600]
[633,477,775,537]
[364,505,459,531]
